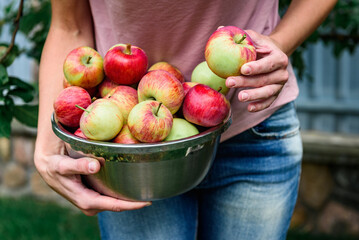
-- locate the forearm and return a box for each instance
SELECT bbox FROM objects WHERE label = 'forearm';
[35,0,94,157]
[270,0,337,56]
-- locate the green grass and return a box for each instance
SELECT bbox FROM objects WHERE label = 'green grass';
[0,196,357,240]
[0,197,100,240]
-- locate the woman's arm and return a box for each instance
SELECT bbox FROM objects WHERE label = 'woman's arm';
[34,0,150,216]
[226,0,338,112]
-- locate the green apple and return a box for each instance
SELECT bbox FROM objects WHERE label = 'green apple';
[191,61,229,95]
[79,99,124,141]
[164,118,199,141]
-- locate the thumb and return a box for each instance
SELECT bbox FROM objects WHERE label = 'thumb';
[55,156,101,175]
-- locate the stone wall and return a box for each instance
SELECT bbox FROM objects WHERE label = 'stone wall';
[0,128,359,237]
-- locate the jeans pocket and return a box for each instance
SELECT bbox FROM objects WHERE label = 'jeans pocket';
[249,102,300,140]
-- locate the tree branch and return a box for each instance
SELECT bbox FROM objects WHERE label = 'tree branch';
[0,0,24,64]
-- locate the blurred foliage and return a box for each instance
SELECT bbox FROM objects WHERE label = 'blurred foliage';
[0,0,50,138]
[0,0,359,137]
[280,0,359,79]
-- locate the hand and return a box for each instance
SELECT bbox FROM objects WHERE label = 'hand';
[34,151,151,216]
[225,29,289,112]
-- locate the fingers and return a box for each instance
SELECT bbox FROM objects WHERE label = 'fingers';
[52,156,101,175]
[226,69,289,89]
[238,84,283,103]
[247,96,278,112]
[241,51,288,75]
[77,192,152,216]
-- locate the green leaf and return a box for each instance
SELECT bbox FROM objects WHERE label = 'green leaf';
[9,77,35,91]
[13,104,38,128]
[0,104,13,138]
[0,43,20,67]
[0,64,9,85]
[8,88,34,103]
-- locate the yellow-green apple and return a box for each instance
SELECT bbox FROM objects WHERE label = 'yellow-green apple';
[127,100,173,143]
[164,118,199,141]
[104,43,148,85]
[112,124,140,144]
[97,77,120,97]
[137,70,185,114]
[74,128,88,139]
[63,77,98,97]
[205,26,256,78]
[182,82,199,96]
[54,86,92,128]
[191,61,229,95]
[148,61,185,83]
[183,84,230,127]
[78,99,124,141]
[63,46,105,88]
[105,85,138,124]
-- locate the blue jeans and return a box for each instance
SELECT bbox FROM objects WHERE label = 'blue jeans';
[98,102,303,240]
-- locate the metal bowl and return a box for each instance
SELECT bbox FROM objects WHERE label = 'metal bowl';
[51,113,231,201]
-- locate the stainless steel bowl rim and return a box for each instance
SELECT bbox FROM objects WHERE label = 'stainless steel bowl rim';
[51,112,232,154]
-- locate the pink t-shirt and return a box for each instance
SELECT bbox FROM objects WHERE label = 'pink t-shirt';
[89,0,299,142]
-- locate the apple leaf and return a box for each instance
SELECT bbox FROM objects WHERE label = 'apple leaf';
[13,104,38,128]
[0,104,13,138]
[8,88,34,103]
[0,64,9,85]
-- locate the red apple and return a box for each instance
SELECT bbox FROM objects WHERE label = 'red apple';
[182,84,230,127]
[74,128,88,139]
[104,43,148,85]
[63,77,98,97]
[97,77,121,98]
[205,26,256,78]
[63,46,105,88]
[127,100,173,143]
[54,86,92,128]
[79,99,124,141]
[148,61,185,83]
[112,124,140,144]
[105,85,138,123]
[137,70,185,114]
[182,82,199,96]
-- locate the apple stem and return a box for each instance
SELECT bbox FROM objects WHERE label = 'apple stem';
[86,56,92,64]
[217,87,222,93]
[155,102,163,116]
[75,104,90,113]
[236,34,247,44]
[91,97,97,102]
[124,44,132,55]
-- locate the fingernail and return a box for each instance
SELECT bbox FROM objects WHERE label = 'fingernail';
[241,92,249,101]
[88,161,97,173]
[226,78,235,88]
[242,65,251,75]
[249,105,256,112]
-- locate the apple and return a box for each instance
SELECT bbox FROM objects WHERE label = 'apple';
[137,70,185,114]
[79,99,124,141]
[164,118,199,141]
[127,100,173,143]
[205,26,256,78]
[97,77,120,98]
[191,61,229,95]
[54,86,92,128]
[104,43,148,85]
[112,124,140,144]
[182,82,199,96]
[148,61,185,83]
[63,46,105,88]
[183,84,230,127]
[63,77,98,97]
[74,128,88,139]
[105,85,138,123]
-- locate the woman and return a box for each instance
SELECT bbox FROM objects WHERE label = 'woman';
[34,0,337,239]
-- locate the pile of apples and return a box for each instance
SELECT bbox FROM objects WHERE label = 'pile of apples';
[54,26,256,144]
